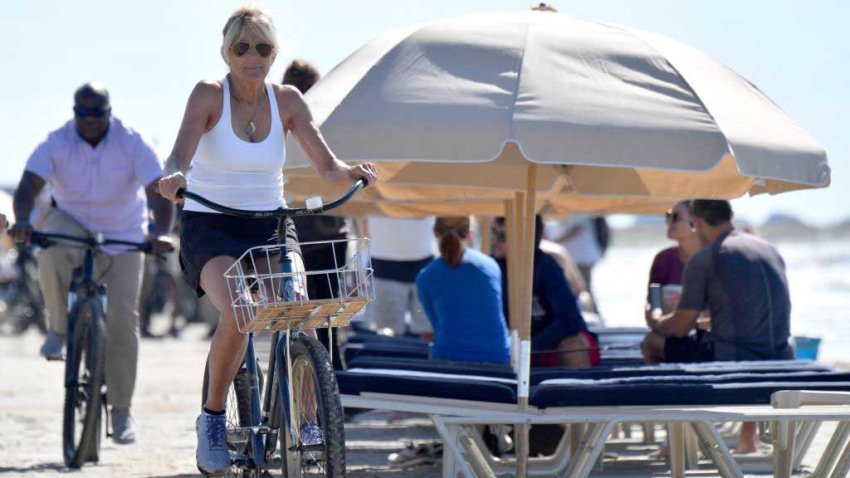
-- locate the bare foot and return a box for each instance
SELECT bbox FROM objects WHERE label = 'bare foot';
[733,441,758,454]
[735,422,759,454]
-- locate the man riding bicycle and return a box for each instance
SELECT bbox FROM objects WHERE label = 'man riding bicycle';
[10,83,174,445]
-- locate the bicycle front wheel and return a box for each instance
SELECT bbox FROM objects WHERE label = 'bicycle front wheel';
[62,299,105,468]
[280,335,345,478]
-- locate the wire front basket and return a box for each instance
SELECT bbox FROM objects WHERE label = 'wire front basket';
[224,238,373,333]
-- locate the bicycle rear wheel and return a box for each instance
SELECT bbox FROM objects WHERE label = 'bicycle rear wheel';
[62,299,105,468]
[280,335,345,478]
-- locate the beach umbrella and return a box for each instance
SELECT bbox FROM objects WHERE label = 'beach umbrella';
[285,11,828,195]
[283,10,830,474]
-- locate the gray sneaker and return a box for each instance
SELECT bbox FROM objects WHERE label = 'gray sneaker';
[39,330,65,360]
[196,412,230,474]
[111,408,136,444]
[300,422,324,447]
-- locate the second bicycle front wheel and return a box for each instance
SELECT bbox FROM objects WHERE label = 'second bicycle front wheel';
[62,299,105,468]
[280,335,345,478]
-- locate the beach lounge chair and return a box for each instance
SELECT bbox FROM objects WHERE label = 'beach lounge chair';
[337,362,850,477]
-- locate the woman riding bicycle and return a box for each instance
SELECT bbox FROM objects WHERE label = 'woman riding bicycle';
[157,7,377,475]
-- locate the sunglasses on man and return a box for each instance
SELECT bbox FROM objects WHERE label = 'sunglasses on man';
[231,41,274,58]
[73,105,111,118]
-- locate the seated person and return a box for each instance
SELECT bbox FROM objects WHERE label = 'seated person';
[642,200,794,453]
[491,216,599,368]
[648,201,707,326]
[416,217,511,365]
[649,201,702,290]
[539,237,598,314]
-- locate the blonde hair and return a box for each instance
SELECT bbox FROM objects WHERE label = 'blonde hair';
[221,7,278,62]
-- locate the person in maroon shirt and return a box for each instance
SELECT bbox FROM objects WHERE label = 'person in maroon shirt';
[645,200,708,363]
[648,201,702,289]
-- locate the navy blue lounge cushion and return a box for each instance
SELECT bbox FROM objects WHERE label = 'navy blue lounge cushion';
[531,373,850,408]
[538,371,850,386]
[345,333,430,347]
[530,360,834,384]
[346,355,833,385]
[346,356,516,379]
[336,369,518,404]
[343,341,429,362]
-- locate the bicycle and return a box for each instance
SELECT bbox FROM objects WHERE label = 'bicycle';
[28,231,151,468]
[0,244,47,336]
[180,179,372,477]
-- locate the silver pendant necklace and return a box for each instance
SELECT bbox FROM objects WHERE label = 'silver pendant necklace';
[229,77,263,139]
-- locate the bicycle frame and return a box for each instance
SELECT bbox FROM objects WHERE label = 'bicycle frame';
[234,217,311,469]
[66,246,104,364]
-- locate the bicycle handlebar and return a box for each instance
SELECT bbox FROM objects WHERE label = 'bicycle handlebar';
[29,231,152,253]
[176,178,367,218]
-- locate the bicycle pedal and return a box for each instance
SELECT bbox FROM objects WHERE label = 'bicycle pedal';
[44,355,65,362]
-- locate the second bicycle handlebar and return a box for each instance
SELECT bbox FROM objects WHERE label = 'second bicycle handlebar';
[175,178,367,218]
[29,231,152,254]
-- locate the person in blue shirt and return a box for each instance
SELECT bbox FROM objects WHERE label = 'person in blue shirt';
[416,217,511,365]
[491,216,599,368]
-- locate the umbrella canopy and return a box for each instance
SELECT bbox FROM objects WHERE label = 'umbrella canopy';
[285,10,829,196]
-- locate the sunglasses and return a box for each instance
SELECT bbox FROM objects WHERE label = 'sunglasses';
[665,210,682,224]
[73,105,110,118]
[231,41,274,58]
[666,209,697,229]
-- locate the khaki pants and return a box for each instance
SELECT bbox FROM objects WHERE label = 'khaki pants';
[37,208,143,410]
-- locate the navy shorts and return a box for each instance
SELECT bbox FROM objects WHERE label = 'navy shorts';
[179,211,299,297]
[664,334,714,363]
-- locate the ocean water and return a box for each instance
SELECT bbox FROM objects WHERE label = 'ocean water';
[592,239,850,364]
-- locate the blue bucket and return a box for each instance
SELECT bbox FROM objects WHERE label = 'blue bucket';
[793,336,822,361]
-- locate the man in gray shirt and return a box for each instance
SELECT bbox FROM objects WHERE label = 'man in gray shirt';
[642,199,794,453]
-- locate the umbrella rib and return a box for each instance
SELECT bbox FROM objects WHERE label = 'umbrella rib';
[506,21,533,149]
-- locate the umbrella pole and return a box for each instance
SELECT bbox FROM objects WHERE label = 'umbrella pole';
[516,163,538,478]
[505,198,521,332]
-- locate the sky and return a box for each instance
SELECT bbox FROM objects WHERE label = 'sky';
[1,0,847,226]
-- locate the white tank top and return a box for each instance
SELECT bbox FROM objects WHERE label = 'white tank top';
[184,79,286,213]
